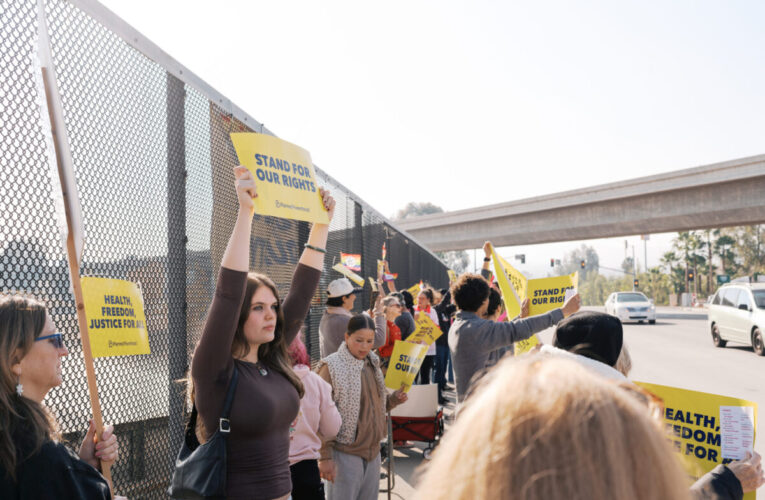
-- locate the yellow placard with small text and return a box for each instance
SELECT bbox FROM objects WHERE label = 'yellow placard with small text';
[81,277,150,358]
[407,282,421,298]
[526,272,578,316]
[491,245,522,319]
[230,133,329,224]
[408,313,443,346]
[635,382,758,500]
[384,341,429,392]
[331,263,365,286]
[514,334,540,356]
[447,269,457,283]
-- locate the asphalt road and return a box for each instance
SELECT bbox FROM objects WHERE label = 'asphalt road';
[379,307,764,499]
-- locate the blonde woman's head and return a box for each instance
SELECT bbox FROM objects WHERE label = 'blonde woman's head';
[415,355,690,500]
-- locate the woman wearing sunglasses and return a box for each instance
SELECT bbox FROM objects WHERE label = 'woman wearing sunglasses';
[0,295,120,498]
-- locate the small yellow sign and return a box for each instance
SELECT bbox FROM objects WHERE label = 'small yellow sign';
[635,382,758,500]
[447,269,457,283]
[408,313,443,346]
[331,263,365,286]
[81,277,150,358]
[407,282,421,298]
[384,340,429,392]
[513,334,540,356]
[230,133,329,224]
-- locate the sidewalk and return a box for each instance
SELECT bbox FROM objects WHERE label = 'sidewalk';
[378,384,457,499]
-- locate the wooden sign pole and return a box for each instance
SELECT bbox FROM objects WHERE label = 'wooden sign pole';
[41,64,114,496]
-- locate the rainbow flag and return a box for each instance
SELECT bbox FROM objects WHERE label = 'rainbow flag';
[381,242,387,261]
[340,253,361,272]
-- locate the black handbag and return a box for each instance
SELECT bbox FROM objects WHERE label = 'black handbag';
[168,367,239,499]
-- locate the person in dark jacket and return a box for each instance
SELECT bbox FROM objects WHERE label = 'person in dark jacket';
[434,288,455,404]
[552,310,765,500]
[393,291,416,341]
[0,295,120,499]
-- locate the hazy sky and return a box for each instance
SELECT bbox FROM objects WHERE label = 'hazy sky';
[97,0,765,276]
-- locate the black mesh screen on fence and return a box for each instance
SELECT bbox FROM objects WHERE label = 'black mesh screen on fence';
[1,0,448,497]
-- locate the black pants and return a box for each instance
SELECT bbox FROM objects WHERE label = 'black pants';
[418,355,435,384]
[290,459,325,500]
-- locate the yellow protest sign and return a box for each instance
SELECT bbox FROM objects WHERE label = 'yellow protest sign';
[368,277,378,291]
[513,334,540,356]
[496,253,527,300]
[407,282,421,298]
[230,133,329,224]
[384,341,429,392]
[526,271,578,316]
[377,259,385,279]
[408,313,443,346]
[331,263,365,286]
[491,245,522,319]
[635,382,758,499]
[447,269,457,283]
[81,277,150,358]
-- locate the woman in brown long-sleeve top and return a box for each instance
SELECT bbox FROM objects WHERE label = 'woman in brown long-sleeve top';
[190,165,335,500]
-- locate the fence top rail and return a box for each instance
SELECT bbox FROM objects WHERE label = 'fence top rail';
[66,0,447,264]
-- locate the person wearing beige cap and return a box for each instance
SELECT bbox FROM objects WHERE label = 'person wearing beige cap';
[319,278,385,358]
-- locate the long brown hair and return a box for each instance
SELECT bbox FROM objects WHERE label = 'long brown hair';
[234,273,303,398]
[0,295,59,481]
[415,355,691,500]
[187,273,305,439]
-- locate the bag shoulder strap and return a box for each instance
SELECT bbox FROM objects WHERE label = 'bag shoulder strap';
[185,365,239,443]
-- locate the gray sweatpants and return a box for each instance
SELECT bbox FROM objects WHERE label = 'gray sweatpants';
[326,449,381,500]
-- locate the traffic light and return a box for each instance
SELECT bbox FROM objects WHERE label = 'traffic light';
[550,258,555,268]
[688,270,695,282]
[580,260,586,269]
[633,279,639,288]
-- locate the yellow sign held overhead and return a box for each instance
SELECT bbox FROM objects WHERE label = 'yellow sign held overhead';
[331,263,365,286]
[384,341,429,392]
[81,277,150,358]
[635,382,758,500]
[407,282,421,298]
[491,245,578,317]
[408,313,443,346]
[230,133,329,224]
[490,245,522,319]
[447,269,457,283]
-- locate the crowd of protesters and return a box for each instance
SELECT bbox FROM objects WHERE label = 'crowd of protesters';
[1,166,763,500]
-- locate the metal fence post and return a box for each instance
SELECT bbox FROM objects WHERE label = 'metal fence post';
[166,73,187,469]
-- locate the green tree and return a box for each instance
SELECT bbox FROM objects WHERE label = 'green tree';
[621,256,635,275]
[714,231,737,277]
[394,202,470,273]
[734,224,765,276]
[555,244,599,280]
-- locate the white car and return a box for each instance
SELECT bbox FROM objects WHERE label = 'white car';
[605,292,656,324]
[707,283,765,356]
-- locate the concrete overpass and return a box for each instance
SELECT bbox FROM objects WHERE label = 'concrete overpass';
[397,155,765,252]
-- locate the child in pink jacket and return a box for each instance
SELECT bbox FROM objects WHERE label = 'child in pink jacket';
[288,334,342,499]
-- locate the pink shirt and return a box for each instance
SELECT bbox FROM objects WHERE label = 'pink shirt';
[288,365,342,465]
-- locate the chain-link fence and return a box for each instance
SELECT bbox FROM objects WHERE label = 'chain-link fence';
[1,1,447,497]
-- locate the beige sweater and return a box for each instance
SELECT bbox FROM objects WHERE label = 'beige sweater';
[318,359,395,462]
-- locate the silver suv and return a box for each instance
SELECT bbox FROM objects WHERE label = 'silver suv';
[707,283,765,356]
